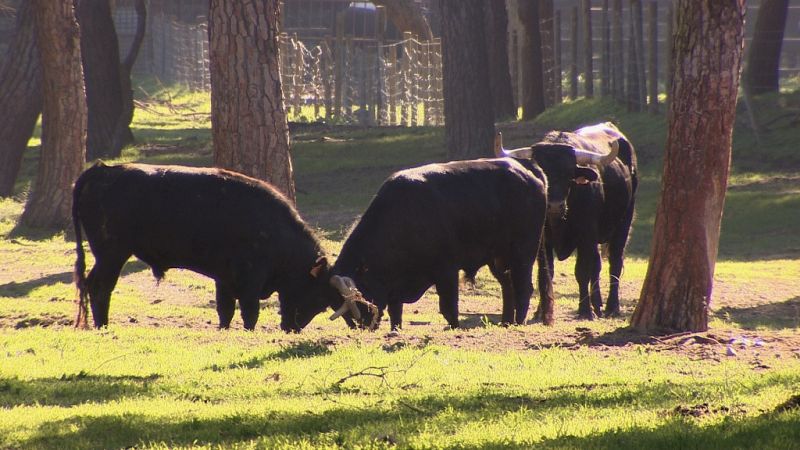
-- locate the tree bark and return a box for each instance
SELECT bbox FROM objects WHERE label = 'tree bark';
[20,0,87,229]
[743,0,789,95]
[569,5,578,100]
[439,0,495,159]
[485,0,516,120]
[77,0,124,161]
[626,0,642,111]
[371,0,433,41]
[647,0,658,113]
[112,0,147,155]
[0,2,42,197]
[519,0,545,119]
[600,0,610,97]
[631,0,745,332]
[209,0,295,202]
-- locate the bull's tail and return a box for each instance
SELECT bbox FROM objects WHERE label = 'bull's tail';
[73,170,90,329]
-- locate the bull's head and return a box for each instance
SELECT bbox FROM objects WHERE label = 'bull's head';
[494,132,619,218]
[328,275,380,330]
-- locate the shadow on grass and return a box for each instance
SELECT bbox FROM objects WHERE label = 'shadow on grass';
[11,382,800,449]
[207,340,333,372]
[0,373,160,408]
[715,297,800,331]
[0,261,148,299]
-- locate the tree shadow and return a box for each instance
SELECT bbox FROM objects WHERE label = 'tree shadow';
[206,340,333,372]
[0,260,148,299]
[0,373,160,408]
[13,379,800,449]
[715,297,800,330]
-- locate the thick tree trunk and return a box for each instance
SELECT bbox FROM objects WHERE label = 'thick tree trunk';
[744,0,789,95]
[20,0,87,229]
[77,0,124,161]
[631,0,745,332]
[439,0,495,160]
[209,0,295,202]
[485,0,516,120]
[0,3,42,197]
[112,0,146,155]
[371,0,433,40]
[519,0,545,119]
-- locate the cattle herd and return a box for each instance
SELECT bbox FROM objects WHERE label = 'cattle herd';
[72,122,637,333]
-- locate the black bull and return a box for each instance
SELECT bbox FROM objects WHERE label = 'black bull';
[330,158,549,330]
[497,122,638,321]
[72,162,373,332]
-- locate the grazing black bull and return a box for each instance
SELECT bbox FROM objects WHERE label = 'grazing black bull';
[496,122,637,320]
[72,162,368,332]
[326,157,549,330]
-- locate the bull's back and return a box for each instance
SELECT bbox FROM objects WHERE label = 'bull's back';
[74,164,303,278]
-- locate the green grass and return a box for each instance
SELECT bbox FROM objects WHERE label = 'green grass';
[1,81,799,448]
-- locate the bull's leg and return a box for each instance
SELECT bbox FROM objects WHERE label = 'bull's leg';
[575,244,602,320]
[534,241,555,325]
[509,260,534,325]
[85,256,128,328]
[605,208,634,318]
[435,272,460,329]
[215,280,236,329]
[239,296,260,331]
[388,301,403,331]
[489,258,515,325]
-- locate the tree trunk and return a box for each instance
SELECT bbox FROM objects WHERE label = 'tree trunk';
[600,0,610,97]
[439,0,495,159]
[743,0,789,95]
[20,0,87,229]
[112,0,147,155]
[631,0,745,332]
[209,0,295,202]
[647,0,658,114]
[371,0,433,41]
[626,0,642,111]
[77,0,124,161]
[519,0,545,119]
[569,5,578,100]
[485,0,516,120]
[0,3,42,197]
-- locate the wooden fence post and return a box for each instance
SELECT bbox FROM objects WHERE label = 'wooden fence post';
[293,33,303,118]
[323,38,333,122]
[344,36,353,122]
[554,9,562,104]
[401,31,412,126]
[647,1,658,114]
[433,38,443,125]
[582,0,593,98]
[601,0,610,97]
[612,0,624,101]
[570,6,578,100]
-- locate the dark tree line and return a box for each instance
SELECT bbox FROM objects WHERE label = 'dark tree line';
[0,0,146,203]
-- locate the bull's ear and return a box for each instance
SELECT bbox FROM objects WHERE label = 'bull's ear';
[574,166,599,184]
[310,256,328,278]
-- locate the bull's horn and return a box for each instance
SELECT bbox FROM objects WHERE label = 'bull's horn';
[329,275,362,321]
[494,132,503,158]
[573,140,620,166]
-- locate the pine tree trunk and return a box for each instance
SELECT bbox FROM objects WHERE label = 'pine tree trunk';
[0,3,42,197]
[631,0,745,332]
[77,0,124,161]
[519,0,545,119]
[611,0,624,102]
[743,0,789,95]
[626,0,641,111]
[439,0,495,160]
[647,0,658,114]
[20,0,87,229]
[209,0,295,202]
[112,0,147,155]
[485,0,516,120]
